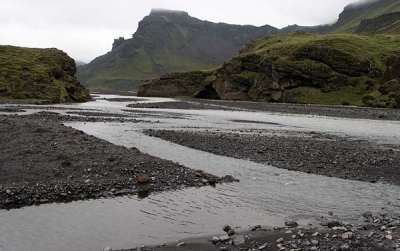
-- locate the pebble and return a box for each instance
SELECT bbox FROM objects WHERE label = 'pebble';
[258,243,268,250]
[103,247,112,251]
[176,242,185,247]
[5,189,12,195]
[212,236,220,244]
[219,236,230,242]
[341,232,353,240]
[138,173,149,183]
[232,235,245,246]
[276,237,284,243]
[362,211,373,218]
[386,234,393,240]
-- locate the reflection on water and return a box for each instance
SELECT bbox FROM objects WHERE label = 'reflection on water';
[0,95,400,251]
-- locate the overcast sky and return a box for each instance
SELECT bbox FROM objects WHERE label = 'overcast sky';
[1,0,367,63]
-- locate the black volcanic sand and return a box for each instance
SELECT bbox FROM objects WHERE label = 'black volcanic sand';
[144,129,400,186]
[129,99,400,121]
[0,113,226,209]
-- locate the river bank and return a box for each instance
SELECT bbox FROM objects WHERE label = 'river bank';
[0,112,225,209]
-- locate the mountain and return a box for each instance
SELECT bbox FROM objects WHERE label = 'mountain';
[139,33,400,108]
[78,1,400,92]
[329,0,400,34]
[0,46,91,104]
[76,9,278,91]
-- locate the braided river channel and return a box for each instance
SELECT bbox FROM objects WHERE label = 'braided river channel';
[1,95,400,251]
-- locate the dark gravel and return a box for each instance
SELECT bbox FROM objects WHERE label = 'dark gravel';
[144,129,400,186]
[0,114,225,209]
[116,213,400,251]
[127,101,239,111]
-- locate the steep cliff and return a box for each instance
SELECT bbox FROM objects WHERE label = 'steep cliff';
[77,9,278,91]
[140,33,400,108]
[0,45,91,104]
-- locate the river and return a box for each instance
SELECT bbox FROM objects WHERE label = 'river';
[0,95,399,251]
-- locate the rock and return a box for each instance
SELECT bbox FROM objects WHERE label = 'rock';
[232,235,245,246]
[212,236,220,244]
[276,237,284,243]
[341,232,353,240]
[227,229,235,236]
[138,173,149,183]
[223,225,232,232]
[258,243,268,250]
[311,239,319,246]
[386,234,393,240]
[328,220,342,228]
[379,79,400,94]
[332,226,347,231]
[362,211,373,218]
[84,179,91,184]
[176,242,185,247]
[219,236,230,242]
[5,189,13,196]
[341,243,349,250]
[285,218,299,228]
[104,247,112,251]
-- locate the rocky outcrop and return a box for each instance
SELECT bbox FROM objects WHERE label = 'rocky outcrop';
[138,71,209,97]
[355,12,400,34]
[140,33,400,108]
[0,46,91,104]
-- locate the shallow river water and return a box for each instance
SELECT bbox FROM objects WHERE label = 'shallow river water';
[1,95,400,251]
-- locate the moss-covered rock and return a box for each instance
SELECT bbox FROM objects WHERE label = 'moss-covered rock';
[0,45,91,104]
[140,33,400,108]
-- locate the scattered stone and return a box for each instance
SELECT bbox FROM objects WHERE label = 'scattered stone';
[386,234,393,240]
[103,247,112,251]
[285,218,299,228]
[341,232,353,240]
[232,235,245,246]
[362,211,373,218]
[176,242,185,247]
[227,229,235,236]
[223,225,232,232]
[138,173,149,184]
[328,220,342,228]
[219,236,230,242]
[276,237,284,243]
[258,243,268,250]
[212,236,220,244]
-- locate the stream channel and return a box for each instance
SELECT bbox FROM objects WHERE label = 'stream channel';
[1,95,400,251]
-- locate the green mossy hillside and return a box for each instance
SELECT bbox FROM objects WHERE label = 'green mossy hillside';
[141,33,400,108]
[0,45,91,104]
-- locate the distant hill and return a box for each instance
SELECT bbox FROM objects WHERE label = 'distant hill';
[140,33,400,109]
[76,9,278,91]
[0,46,91,104]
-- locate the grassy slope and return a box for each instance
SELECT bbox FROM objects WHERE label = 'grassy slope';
[237,33,400,106]
[143,33,400,107]
[330,0,400,34]
[0,45,90,103]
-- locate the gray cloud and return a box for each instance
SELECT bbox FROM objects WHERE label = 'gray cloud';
[0,0,364,62]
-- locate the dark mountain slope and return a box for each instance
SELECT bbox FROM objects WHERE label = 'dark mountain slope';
[77,9,278,91]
